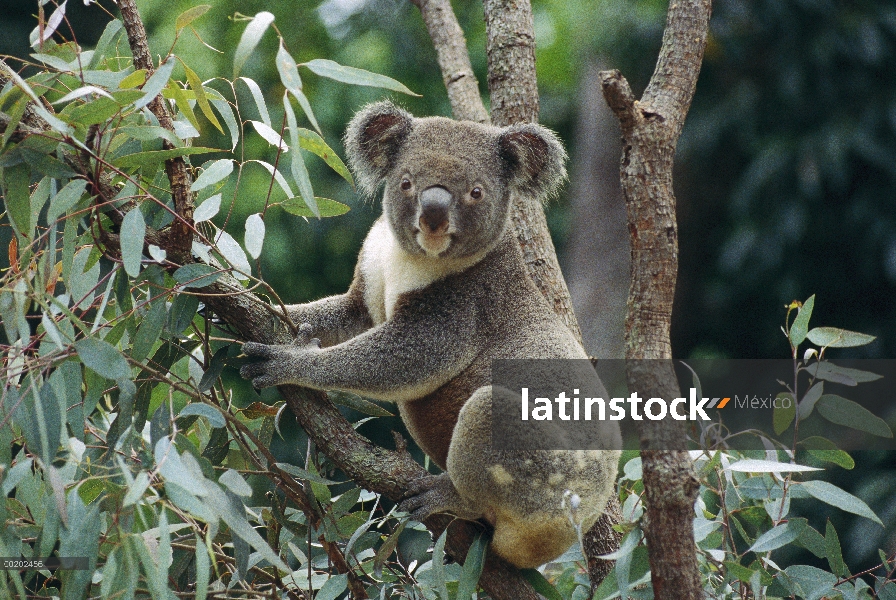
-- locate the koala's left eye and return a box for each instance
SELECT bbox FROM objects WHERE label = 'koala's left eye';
[400,179,412,191]
[470,187,483,200]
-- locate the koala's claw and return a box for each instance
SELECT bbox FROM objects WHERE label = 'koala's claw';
[398,474,480,522]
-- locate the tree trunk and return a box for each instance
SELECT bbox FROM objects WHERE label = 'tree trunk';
[600,0,713,597]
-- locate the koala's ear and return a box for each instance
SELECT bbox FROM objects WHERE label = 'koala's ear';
[497,124,568,202]
[344,101,413,197]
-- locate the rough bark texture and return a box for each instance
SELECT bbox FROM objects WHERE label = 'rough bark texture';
[118,0,193,252]
[410,0,490,124]
[599,0,713,598]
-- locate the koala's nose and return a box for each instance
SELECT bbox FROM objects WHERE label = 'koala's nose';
[419,186,452,234]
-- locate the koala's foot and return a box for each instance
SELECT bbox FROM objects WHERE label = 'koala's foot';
[398,473,481,522]
[240,323,321,389]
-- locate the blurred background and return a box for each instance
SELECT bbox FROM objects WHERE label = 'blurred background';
[2,0,895,569]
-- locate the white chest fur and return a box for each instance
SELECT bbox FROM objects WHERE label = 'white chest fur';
[360,218,483,324]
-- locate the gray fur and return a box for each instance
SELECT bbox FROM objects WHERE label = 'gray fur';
[241,103,618,568]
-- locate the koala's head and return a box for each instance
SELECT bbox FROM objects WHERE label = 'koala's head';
[344,101,567,259]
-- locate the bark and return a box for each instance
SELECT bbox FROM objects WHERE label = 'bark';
[410,0,490,124]
[599,1,713,598]
[118,0,193,252]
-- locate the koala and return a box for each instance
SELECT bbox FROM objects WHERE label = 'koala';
[241,101,621,568]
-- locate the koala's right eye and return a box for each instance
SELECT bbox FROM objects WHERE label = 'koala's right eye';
[400,178,412,191]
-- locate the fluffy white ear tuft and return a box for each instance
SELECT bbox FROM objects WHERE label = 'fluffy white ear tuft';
[497,124,568,203]
[343,101,413,198]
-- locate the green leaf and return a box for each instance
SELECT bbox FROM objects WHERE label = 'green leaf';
[790,294,814,346]
[798,381,824,421]
[283,94,317,217]
[75,337,131,380]
[521,568,566,600]
[89,19,124,69]
[168,80,202,133]
[233,12,275,78]
[168,293,200,334]
[131,300,167,363]
[47,179,87,222]
[805,361,882,385]
[173,263,222,289]
[456,533,487,600]
[749,519,806,553]
[329,391,393,417]
[276,41,303,98]
[194,193,222,223]
[250,119,287,150]
[292,87,322,134]
[191,159,233,192]
[238,76,271,126]
[65,89,144,125]
[303,58,419,96]
[198,346,229,392]
[782,565,837,600]
[211,97,239,150]
[800,436,855,469]
[295,127,353,186]
[120,208,146,277]
[178,403,226,429]
[218,469,252,497]
[816,394,893,438]
[315,574,348,600]
[135,59,175,110]
[194,534,210,600]
[801,479,883,526]
[275,462,340,485]
[431,528,450,600]
[725,459,820,473]
[0,457,34,496]
[184,63,223,133]
[0,63,71,134]
[795,524,827,558]
[117,124,182,148]
[176,5,211,31]
[806,326,875,348]
[245,213,265,259]
[3,162,32,239]
[115,147,222,169]
[16,381,62,465]
[773,392,795,435]
[207,484,289,571]
[119,69,147,89]
[278,196,349,218]
[122,471,150,506]
[825,520,849,578]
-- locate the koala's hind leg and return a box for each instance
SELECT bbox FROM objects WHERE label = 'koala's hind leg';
[446,386,620,568]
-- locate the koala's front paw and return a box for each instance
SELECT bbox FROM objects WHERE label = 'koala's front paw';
[398,473,481,522]
[240,324,321,389]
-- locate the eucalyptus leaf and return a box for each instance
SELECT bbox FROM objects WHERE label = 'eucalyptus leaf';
[120,208,146,277]
[233,12,276,78]
[800,479,882,526]
[304,59,419,96]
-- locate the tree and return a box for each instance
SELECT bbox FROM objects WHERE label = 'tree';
[8,1,892,599]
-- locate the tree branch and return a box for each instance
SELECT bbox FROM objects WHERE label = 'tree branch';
[410,0,489,124]
[118,0,194,252]
[599,1,713,598]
